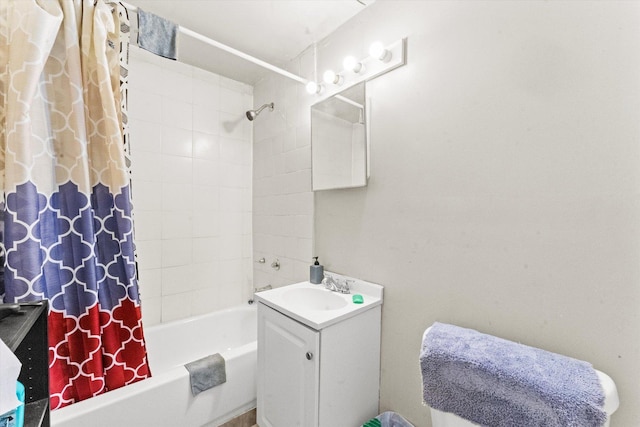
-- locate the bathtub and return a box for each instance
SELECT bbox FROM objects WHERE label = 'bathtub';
[51,304,257,427]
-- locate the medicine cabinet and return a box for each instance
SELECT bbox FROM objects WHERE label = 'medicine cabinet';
[311,82,368,191]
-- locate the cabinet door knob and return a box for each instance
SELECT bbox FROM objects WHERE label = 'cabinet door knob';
[306,352,313,360]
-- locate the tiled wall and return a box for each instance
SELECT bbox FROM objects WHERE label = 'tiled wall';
[127,46,253,326]
[252,50,316,288]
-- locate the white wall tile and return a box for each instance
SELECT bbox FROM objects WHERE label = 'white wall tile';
[220,137,247,165]
[191,288,220,316]
[219,163,245,188]
[135,239,162,270]
[219,235,244,261]
[219,86,246,114]
[161,293,191,322]
[140,297,161,327]
[162,98,192,130]
[162,212,192,239]
[220,75,252,94]
[131,53,252,325]
[219,112,245,139]
[193,159,219,186]
[161,155,192,184]
[162,126,193,157]
[133,210,162,241]
[129,120,162,154]
[138,268,162,299]
[192,262,219,290]
[220,211,244,234]
[129,90,162,123]
[282,127,296,152]
[193,78,220,109]
[220,187,244,212]
[193,105,220,135]
[253,59,315,287]
[162,182,193,212]
[162,265,195,296]
[192,237,219,264]
[193,132,219,161]
[162,68,193,103]
[192,212,219,238]
[132,180,162,212]
[218,284,243,309]
[132,151,163,183]
[168,59,194,77]
[128,59,163,93]
[192,186,219,212]
[193,66,221,84]
[161,238,193,267]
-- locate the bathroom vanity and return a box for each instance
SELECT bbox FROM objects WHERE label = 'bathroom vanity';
[255,277,383,427]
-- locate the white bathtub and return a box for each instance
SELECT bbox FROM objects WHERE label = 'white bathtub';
[51,304,257,427]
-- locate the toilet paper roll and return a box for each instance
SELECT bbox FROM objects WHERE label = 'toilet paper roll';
[0,339,22,415]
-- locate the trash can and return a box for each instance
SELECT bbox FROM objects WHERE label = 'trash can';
[362,411,415,427]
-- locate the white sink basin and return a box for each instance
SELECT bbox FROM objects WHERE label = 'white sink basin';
[254,276,383,330]
[282,288,349,311]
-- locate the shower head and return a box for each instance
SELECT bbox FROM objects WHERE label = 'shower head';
[246,102,274,121]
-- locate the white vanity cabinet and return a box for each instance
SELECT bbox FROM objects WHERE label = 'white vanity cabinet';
[257,288,382,427]
[257,304,320,426]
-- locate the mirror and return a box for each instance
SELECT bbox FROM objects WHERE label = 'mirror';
[311,82,367,191]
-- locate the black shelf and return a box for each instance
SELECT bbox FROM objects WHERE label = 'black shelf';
[0,302,50,427]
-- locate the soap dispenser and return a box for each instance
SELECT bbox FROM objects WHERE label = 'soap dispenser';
[310,257,323,284]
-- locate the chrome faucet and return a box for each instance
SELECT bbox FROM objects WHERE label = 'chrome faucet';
[322,275,351,294]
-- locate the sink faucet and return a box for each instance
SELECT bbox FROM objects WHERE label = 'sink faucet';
[322,275,351,294]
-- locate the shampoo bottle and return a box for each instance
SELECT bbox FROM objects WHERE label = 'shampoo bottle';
[310,257,323,284]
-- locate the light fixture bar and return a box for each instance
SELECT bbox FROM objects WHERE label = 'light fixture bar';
[312,37,407,102]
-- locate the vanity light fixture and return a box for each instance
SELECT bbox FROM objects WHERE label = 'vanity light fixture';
[369,41,392,62]
[323,69,343,86]
[308,38,406,98]
[343,55,364,73]
[305,81,323,94]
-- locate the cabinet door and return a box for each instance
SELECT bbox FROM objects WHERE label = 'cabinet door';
[258,304,320,427]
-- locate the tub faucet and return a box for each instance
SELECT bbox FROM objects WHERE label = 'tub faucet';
[322,275,350,294]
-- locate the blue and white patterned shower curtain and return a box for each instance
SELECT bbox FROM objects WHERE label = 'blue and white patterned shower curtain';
[0,0,150,409]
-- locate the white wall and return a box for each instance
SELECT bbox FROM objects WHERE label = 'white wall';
[314,1,640,426]
[255,1,640,426]
[128,46,253,325]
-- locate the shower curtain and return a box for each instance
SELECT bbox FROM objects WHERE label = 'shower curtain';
[0,0,150,409]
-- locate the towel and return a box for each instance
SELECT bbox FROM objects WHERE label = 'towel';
[137,9,177,60]
[420,323,607,427]
[185,353,226,396]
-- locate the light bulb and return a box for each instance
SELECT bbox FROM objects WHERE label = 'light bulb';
[369,41,391,62]
[323,69,343,85]
[343,56,363,73]
[305,81,322,94]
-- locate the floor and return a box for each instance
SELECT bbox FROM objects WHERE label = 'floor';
[218,408,257,427]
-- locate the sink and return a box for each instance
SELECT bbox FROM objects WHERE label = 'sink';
[282,288,349,311]
[254,276,384,330]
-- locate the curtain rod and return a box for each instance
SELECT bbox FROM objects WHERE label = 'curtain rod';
[119,1,308,85]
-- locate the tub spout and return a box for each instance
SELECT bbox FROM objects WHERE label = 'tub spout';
[248,284,273,304]
[254,284,273,293]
